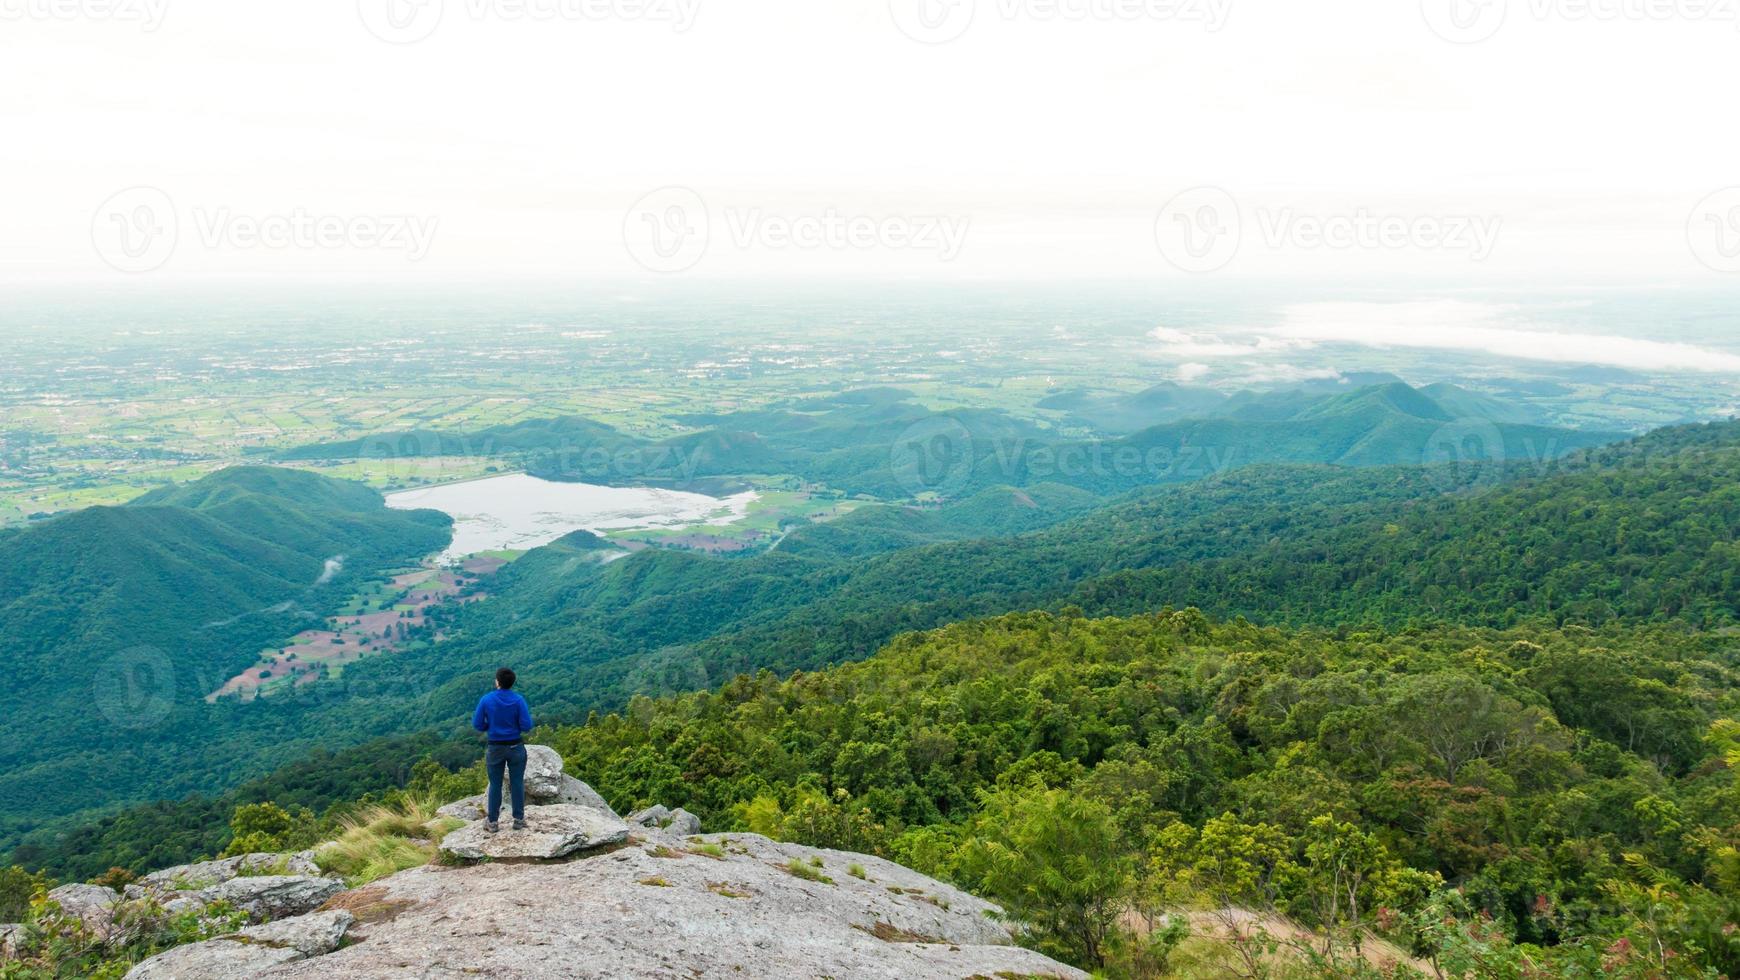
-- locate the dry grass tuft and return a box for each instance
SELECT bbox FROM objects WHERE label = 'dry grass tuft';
[314,795,462,886]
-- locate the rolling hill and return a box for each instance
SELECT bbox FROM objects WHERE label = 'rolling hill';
[0,468,450,844]
[279,383,1619,501]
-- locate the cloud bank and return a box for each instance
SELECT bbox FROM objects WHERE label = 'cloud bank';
[1150,301,1740,375]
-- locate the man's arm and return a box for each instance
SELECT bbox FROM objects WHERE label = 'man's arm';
[518,696,533,735]
[472,697,488,733]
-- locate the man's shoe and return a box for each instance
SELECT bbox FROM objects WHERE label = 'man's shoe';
[512,818,528,831]
[484,820,499,834]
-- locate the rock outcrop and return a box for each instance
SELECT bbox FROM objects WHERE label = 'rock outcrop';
[195,875,344,922]
[438,803,630,860]
[434,746,630,860]
[105,745,1082,979]
[112,851,339,923]
[435,768,618,823]
[129,852,321,895]
[123,910,354,980]
[547,773,616,813]
[269,830,1084,979]
[628,804,702,836]
[45,883,121,938]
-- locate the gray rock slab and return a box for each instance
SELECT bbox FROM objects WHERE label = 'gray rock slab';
[438,804,630,861]
[122,908,354,979]
[266,832,1085,979]
[122,937,304,979]
[626,804,670,827]
[46,883,120,936]
[133,852,322,895]
[121,909,356,980]
[437,774,617,823]
[236,909,354,956]
[196,876,343,922]
[547,774,617,816]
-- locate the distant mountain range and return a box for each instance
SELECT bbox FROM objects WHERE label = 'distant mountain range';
[1037,375,1553,432]
[280,382,1620,500]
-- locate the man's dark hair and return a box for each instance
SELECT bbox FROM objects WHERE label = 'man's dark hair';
[495,667,516,690]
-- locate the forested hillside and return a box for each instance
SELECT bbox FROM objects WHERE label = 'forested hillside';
[0,468,450,845]
[21,611,1736,976]
[380,419,1740,732]
[13,419,1737,890]
[548,610,1740,975]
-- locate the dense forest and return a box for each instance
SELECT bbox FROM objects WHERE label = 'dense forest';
[4,418,1732,865]
[16,611,1736,976]
[549,610,1740,976]
[369,417,1740,736]
[0,468,450,843]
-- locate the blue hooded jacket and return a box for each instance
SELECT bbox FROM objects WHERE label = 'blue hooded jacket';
[472,689,533,743]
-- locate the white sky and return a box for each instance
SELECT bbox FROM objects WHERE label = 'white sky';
[2,0,1738,283]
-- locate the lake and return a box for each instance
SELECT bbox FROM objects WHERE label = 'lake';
[386,473,757,563]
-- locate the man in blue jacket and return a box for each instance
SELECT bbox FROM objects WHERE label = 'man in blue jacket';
[472,667,534,832]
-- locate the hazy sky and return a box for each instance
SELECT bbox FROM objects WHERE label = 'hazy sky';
[3,0,1738,283]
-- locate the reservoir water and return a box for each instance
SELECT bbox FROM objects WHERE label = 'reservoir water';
[387,473,756,563]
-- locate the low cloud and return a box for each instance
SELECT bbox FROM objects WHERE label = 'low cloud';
[316,556,345,585]
[1149,325,1311,358]
[1239,364,1345,385]
[1175,362,1213,383]
[1270,301,1740,374]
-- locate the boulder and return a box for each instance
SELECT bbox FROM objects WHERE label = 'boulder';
[628,804,700,836]
[522,745,566,800]
[196,875,344,922]
[236,909,355,956]
[46,883,120,937]
[433,793,483,825]
[438,775,617,823]
[664,808,702,836]
[132,852,322,896]
[439,804,630,861]
[548,774,618,817]
[434,796,487,821]
[123,937,302,979]
[121,911,353,980]
[1,922,22,958]
[626,804,669,827]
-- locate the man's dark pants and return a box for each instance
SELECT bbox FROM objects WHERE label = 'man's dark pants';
[485,742,528,822]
